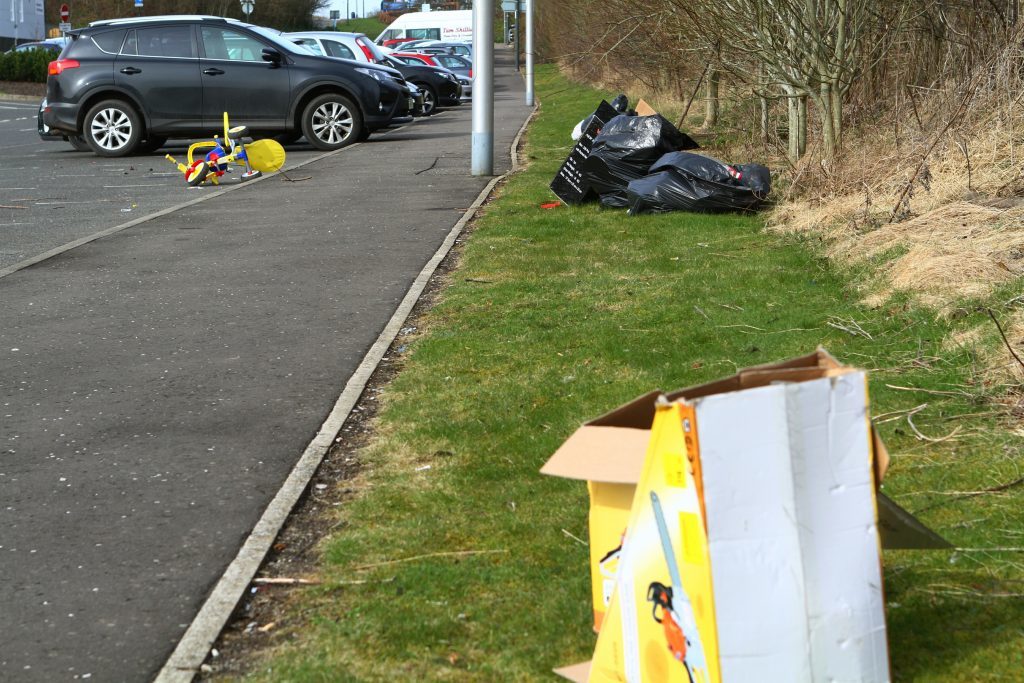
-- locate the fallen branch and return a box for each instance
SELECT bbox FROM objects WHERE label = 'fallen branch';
[355,549,509,571]
[987,308,1024,374]
[906,409,962,442]
[738,327,817,335]
[889,84,977,223]
[912,474,1024,514]
[873,403,928,424]
[717,323,764,331]
[826,316,872,339]
[252,577,321,586]
[562,528,588,546]
[676,61,711,130]
[885,384,973,397]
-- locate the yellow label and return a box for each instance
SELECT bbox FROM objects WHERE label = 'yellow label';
[680,511,704,565]
[663,448,688,488]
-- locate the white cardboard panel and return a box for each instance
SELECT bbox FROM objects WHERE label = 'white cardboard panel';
[786,373,890,682]
[696,385,813,683]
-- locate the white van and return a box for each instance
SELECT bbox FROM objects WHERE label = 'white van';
[376,10,473,47]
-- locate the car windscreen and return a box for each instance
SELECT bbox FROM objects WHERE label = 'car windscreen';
[289,38,322,56]
[244,24,306,54]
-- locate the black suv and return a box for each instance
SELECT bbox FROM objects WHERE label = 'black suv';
[42,15,415,156]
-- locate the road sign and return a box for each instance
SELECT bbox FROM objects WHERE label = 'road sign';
[59,3,69,22]
[59,22,71,32]
[134,0,143,7]
[501,0,519,11]
[240,0,254,17]
[329,9,340,19]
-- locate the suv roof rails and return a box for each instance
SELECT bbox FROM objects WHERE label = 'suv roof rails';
[88,15,232,27]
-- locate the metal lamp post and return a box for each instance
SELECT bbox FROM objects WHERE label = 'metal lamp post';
[471,0,494,175]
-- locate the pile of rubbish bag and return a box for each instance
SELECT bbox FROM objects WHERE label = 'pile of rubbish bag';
[626,152,771,215]
[558,96,772,215]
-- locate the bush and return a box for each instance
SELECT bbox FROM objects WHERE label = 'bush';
[0,49,52,83]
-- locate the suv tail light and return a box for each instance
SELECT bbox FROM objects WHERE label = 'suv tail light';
[355,38,375,62]
[48,59,79,76]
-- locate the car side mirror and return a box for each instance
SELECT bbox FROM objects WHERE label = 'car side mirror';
[262,48,282,66]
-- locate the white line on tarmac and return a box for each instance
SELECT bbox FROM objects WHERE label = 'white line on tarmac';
[102,184,169,188]
[0,187,38,190]
[152,108,536,683]
[34,200,111,205]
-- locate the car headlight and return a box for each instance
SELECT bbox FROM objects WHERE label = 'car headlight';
[355,66,394,83]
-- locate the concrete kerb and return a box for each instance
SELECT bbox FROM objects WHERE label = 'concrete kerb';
[153,101,540,683]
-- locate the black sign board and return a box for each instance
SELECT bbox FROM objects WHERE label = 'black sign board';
[549,100,620,204]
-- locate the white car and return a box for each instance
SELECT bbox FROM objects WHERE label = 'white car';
[285,31,388,65]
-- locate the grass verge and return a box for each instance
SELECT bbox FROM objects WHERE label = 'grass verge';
[230,65,1024,681]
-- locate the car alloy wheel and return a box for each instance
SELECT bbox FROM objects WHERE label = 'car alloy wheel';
[301,93,363,151]
[311,101,352,144]
[419,85,437,115]
[83,99,141,157]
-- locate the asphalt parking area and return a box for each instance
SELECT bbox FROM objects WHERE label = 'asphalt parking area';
[0,103,335,270]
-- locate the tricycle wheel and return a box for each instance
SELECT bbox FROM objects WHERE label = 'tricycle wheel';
[186,161,209,186]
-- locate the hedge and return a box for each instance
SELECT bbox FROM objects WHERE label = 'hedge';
[0,49,53,83]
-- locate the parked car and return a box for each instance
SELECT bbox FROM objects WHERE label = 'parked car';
[392,51,471,99]
[285,31,426,117]
[380,55,461,114]
[5,38,69,55]
[41,15,414,156]
[407,41,472,58]
[285,31,460,115]
[285,31,383,64]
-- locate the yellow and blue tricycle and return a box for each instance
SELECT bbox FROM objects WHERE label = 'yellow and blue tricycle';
[166,112,286,187]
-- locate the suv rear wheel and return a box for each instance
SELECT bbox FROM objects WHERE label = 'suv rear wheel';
[84,99,141,157]
[301,93,363,151]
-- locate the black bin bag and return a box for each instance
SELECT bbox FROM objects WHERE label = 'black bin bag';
[626,152,772,215]
[580,115,700,208]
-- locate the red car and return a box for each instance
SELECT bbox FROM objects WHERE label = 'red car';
[391,51,471,76]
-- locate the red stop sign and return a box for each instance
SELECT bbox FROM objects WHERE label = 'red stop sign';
[60,4,70,22]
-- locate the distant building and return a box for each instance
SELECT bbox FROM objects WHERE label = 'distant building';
[1,0,46,51]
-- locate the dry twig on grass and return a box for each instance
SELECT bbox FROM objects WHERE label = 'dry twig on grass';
[987,308,1024,375]
[355,549,509,571]
[886,384,974,397]
[826,316,873,339]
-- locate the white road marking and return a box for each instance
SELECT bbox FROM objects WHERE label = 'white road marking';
[34,200,112,205]
[102,184,167,188]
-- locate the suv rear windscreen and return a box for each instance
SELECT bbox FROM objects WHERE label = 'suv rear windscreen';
[91,29,127,54]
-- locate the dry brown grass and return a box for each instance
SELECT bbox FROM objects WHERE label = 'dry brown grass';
[770,44,1024,312]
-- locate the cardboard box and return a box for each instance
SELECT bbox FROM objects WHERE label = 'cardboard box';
[541,349,949,634]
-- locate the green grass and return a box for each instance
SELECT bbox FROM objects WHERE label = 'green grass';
[332,17,387,38]
[239,66,1024,681]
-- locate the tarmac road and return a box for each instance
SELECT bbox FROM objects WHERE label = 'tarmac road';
[0,49,532,681]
